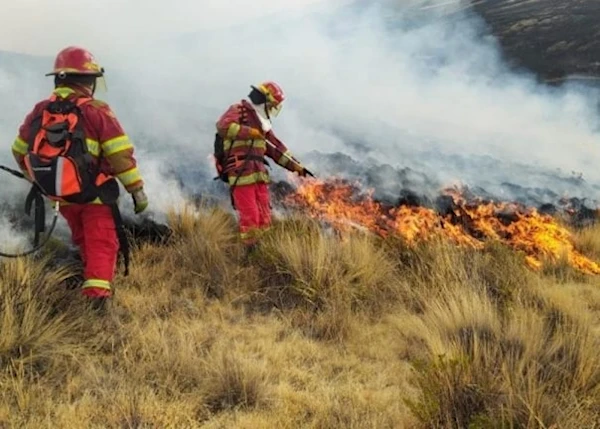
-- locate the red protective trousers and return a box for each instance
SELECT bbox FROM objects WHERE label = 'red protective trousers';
[231,183,271,246]
[60,204,118,298]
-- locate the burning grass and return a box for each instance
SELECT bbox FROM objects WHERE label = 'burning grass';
[283,177,600,275]
[0,201,599,427]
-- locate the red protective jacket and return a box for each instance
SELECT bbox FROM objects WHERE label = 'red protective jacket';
[12,85,144,199]
[215,100,303,186]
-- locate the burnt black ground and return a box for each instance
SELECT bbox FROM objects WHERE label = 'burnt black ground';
[469,0,600,82]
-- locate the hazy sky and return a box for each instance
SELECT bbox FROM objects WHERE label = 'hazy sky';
[0,0,336,55]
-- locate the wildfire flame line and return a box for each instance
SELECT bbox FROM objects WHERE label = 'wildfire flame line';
[283,178,600,275]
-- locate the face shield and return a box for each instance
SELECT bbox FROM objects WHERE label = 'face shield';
[95,75,108,93]
[268,101,284,119]
[94,66,108,93]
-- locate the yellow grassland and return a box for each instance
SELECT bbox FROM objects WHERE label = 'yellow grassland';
[1,205,599,428]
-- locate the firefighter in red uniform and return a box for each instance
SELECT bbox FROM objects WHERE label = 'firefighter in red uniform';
[11,46,148,306]
[215,81,313,250]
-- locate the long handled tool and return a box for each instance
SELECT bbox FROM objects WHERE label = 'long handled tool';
[264,139,315,177]
[0,165,60,258]
[0,165,26,180]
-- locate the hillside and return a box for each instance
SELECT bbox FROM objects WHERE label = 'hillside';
[469,0,600,81]
[1,199,599,428]
[2,1,600,427]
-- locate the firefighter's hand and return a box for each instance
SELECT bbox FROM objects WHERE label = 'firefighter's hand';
[132,189,148,214]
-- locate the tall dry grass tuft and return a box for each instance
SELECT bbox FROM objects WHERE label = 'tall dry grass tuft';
[0,256,93,378]
[386,237,533,314]
[573,223,600,261]
[122,204,246,309]
[405,281,600,428]
[202,346,272,414]
[253,217,403,341]
[257,217,401,312]
[167,204,246,299]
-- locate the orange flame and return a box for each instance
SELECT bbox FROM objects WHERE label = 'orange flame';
[284,178,600,275]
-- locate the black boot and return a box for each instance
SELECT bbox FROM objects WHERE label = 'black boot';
[87,297,110,314]
[243,243,259,263]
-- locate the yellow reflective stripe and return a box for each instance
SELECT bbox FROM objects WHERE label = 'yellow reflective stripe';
[86,138,100,156]
[228,171,270,186]
[240,228,260,244]
[240,230,257,239]
[12,137,28,155]
[240,140,266,150]
[227,123,241,138]
[59,197,104,206]
[53,87,76,99]
[224,139,266,151]
[278,151,291,167]
[117,167,142,187]
[82,279,111,290]
[102,136,133,156]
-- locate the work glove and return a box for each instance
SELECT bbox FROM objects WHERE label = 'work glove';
[131,188,148,214]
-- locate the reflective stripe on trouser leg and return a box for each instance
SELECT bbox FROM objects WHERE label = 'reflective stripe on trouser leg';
[82,279,111,291]
[240,228,259,246]
[232,184,261,246]
[82,279,112,298]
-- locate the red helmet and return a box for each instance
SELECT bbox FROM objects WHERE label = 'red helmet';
[253,81,285,105]
[251,81,285,117]
[45,46,104,77]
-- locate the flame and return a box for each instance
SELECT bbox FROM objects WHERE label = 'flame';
[284,178,600,275]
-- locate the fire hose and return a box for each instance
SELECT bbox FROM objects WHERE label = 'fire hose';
[264,140,315,178]
[0,165,59,258]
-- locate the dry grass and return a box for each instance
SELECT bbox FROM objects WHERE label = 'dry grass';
[574,223,600,261]
[249,217,404,341]
[0,206,599,428]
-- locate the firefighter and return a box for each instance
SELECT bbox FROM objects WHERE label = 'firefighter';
[214,81,313,250]
[11,46,148,307]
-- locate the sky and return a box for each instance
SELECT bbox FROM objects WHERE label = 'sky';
[0,0,339,55]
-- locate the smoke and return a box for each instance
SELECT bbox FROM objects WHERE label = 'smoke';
[1,0,600,252]
[109,0,600,189]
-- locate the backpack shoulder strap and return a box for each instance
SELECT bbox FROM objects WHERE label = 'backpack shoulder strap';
[27,99,55,149]
[239,101,252,125]
[75,97,93,107]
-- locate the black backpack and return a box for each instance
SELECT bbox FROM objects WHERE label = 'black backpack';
[213,133,229,183]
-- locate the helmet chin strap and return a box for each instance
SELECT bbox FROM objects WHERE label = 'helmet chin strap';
[250,102,272,132]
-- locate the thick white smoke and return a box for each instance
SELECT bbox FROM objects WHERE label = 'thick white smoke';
[106,0,600,194]
[1,0,600,252]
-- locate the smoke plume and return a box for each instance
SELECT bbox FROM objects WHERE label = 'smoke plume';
[1,0,600,251]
